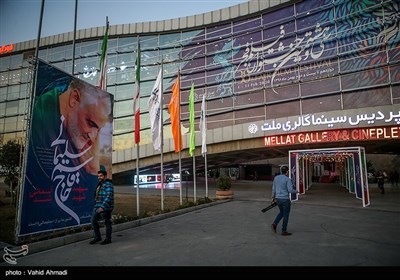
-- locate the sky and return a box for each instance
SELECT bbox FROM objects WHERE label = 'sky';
[0,0,249,46]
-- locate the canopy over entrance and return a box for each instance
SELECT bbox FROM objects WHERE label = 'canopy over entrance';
[289,147,370,207]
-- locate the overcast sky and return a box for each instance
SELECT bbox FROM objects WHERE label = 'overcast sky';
[0,0,249,46]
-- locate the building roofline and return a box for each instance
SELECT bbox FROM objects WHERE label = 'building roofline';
[7,0,293,53]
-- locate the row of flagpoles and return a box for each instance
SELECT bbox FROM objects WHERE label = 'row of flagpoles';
[97,22,209,216]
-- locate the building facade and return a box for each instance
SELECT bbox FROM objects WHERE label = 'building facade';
[0,0,399,176]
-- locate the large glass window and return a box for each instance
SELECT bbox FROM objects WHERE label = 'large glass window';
[114,99,133,117]
[115,83,134,101]
[0,117,4,133]
[20,68,32,83]
[116,53,135,84]
[266,100,300,119]
[10,54,23,69]
[50,46,65,62]
[0,86,7,102]
[161,48,180,63]
[5,100,19,116]
[342,87,391,109]
[235,106,265,125]
[80,41,99,57]
[114,116,134,135]
[18,99,27,114]
[118,37,137,53]
[301,94,342,114]
[0,102,5,117]
[0,56,10,71]
[4,116,17,132]
[7,85,20,101]
[8,69,21,85]
[0,72,8,87]
[160,33,181,49]
[300,77,340,97]
[141,35,158,50]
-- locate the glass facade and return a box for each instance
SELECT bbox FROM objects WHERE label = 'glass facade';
[0,0,399,150]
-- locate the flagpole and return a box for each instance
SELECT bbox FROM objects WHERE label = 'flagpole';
[193,154,196,203]
[189,82,196,203]
[98,17,109,90]
[160,59,164,211]
[204,95,208,198]
[136,137,140,216]
[135,40,141,217]
[200,94,208,198]
[193,88,196,203]
[178,70,183,205]
[205,153,208,198]
[71,0,77,75]
[16,0,46,243]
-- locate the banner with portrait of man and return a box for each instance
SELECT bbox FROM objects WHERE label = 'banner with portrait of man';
[18,60,113,236]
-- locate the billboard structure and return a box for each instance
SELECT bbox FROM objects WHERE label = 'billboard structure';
[17,60,113,236]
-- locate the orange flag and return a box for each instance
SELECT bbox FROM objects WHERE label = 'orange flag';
[168,77,183,152]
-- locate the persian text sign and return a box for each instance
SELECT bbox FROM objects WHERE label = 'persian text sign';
[264,126,400,147]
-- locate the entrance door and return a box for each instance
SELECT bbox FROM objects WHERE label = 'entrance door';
[289,147,370,207]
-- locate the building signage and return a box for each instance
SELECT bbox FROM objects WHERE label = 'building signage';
[250,109,400,135]
[0,44,14,55]
[264,126,400,147]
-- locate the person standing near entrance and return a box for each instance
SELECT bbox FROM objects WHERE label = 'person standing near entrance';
[271,166,298,236]
[377,170,385,194]
[90,169,114,245]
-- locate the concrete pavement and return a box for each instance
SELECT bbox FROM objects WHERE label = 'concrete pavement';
[1,180,400,270]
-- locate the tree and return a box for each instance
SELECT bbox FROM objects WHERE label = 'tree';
[0,140,23,205]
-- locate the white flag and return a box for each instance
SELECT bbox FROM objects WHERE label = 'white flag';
[148,70,162,151]
[199,94,207,156]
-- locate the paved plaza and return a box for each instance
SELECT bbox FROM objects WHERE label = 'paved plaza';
[1,180,399,272]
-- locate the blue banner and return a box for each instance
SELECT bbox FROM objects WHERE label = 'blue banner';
[18,60,113,236]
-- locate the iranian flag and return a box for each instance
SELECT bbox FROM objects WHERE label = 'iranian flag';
[98,19,109,91]
[134,43,141,144]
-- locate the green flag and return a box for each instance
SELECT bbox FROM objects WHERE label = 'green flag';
[189,82,195,156]
[98,19,109,90]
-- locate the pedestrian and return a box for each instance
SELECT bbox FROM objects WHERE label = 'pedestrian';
[377,170,385,194]
[271,166,298,236]
[393,170,399,187]
[90,169,114,245]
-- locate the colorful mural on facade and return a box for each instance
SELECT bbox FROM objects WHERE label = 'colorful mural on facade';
[176,0,399,128]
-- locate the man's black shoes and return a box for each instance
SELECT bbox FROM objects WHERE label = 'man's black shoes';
[271,224,277,233]
[89,238,102,244]
[100,239,112,245]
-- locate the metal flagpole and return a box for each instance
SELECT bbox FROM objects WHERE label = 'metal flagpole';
[193,154,196,203]
[190,81,196,203]
[160,59,164,211]
[72,0,77,75]
[203,95,208,198]
[136,137,140,216]
[204,153,208,198]
[16,0,46,242]
[178,70,183,205]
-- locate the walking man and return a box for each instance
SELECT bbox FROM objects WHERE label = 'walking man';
[271,166,298,236]
[90,169,114,245]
